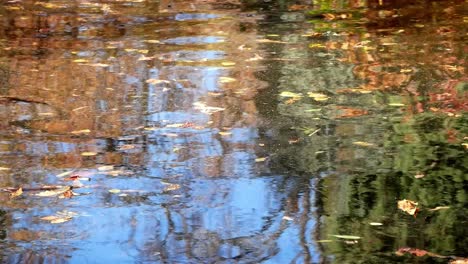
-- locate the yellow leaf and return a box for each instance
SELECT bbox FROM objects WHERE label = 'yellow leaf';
[332,235,361,240]
[428,206,450,211]
[0,167,11,171]
[352,141,375,147]
[279,91,303,98]
[397,199,419,216]
[219,132,232,136]
[10,187,23,198]
[38,112,54,116]
[255,157,267,162]
[109,189,121,193]
[369,222,383,226]
[81,152,97,156]
[218,77,236,83]
[309,43,326,48]
[73,59,88,63]
[308,92,327,98]
[36,186,71,197]
[388,103,405,106]
[144,40,161,44]
[71,129,91,134]
[221,61,236,66]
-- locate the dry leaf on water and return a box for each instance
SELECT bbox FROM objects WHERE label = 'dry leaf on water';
[163,183,180,192]
[35,186,72,197]
[397,199,419,216]
[40,211,76,224]
[81,152,98,156]
[9,187,23,198]
[396,247,448,259]
[450,259,468,264]
[352,141,375,147]
[279,91,303,98]
[332,235,361,240]
[97,165,114,171]
[146,79,170,85]
[56,171,74,178]
[428,206,450,211]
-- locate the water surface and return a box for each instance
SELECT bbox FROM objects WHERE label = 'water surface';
[0,0,466,263]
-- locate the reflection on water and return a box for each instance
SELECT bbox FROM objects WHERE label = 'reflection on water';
[0,0,466,263]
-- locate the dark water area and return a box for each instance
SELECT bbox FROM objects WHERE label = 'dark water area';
[0,0,466,263]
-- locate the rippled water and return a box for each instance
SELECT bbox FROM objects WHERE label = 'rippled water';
[0,0,466,263]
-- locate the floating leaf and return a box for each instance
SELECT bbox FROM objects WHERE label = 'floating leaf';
[9,187,23,198]
[256,39,286,44]
[88,63,109,67]
[414,172,425,179]
[71,129,91,134]
[255,157,267,162]
[144,40,161,44]
[352,141,375,147]
[218,77,236,83]
[317,240,334,243]
[0,167,11,171]
[369,222,383,226]
[221,61,236,66]
[163,183,181,192]
[81,152,97,156]
[117,145,135,150]
[193,102,225,114]
[309,43,326,48]
[41,215,72,224]
[279,91,303,98]
[219,132,232,136]
[73,59,88,63]
[59,189,74,199]
[36,186,72,197]
[396,247,448,259]
[450,259,468,264]
[56,171,74,178]
[398,199,419,216]
[332,235,361,240]
[146,79,170,85]
[98,165,114,171]
[282,216,293,221]
[308,92,329,101]
[108,189,121,193]
[63,175,90,181]
[428,206,450,211]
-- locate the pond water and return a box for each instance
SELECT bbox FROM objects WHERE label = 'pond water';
[0,0,466,263]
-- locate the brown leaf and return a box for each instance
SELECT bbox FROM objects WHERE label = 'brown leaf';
[59,189,74,199]
[398,199,419,216]
[396,247,449,259]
